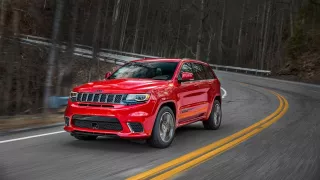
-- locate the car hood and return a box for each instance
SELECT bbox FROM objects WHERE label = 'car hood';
[73,78,170,93]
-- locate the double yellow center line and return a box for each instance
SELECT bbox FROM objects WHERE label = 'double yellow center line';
[127,90,289,180]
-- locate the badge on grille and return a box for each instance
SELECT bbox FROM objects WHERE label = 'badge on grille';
[92,122,99,129]
[95,90,103,93]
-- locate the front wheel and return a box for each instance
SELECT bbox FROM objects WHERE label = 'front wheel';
[203,100,222,130]
[147,106,176,148]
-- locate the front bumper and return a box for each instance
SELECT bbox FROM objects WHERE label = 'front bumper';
[64,100,157,139]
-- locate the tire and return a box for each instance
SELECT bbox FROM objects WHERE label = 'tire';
[203,100,222,130]
[147,106,176,148]
[73,135,98,141]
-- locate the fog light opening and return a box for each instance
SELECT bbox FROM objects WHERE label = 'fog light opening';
[64,117,70,126]
[127,122,144,133]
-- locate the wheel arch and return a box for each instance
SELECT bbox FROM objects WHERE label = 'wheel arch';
[158,101,177,119]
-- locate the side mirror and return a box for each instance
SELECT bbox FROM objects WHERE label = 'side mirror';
[179,72,194,82]
[105,72,111,79]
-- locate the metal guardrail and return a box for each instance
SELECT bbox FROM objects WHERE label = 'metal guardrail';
[209,64,271,76]
[20,34,271,76]
[20,34,157,62]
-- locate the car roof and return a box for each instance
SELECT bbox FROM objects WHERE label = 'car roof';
[132,58,209,65]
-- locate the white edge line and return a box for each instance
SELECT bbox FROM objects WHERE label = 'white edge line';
[221,87,227,99]
[0,131,65,144]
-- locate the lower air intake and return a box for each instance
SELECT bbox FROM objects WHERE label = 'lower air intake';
[72,115,122,131]
[128,122,144,133]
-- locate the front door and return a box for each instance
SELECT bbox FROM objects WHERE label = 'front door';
[176,63,206,123]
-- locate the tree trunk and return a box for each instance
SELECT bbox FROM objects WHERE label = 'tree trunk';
[101,0,110,48]
[185,24,192,57]
[0,0,7,113]
[236,0,246,66]
[43,0,64,113]
[258,2,267,69]
[175,0,182,57]
[252,5,260,68]
[260,0,272,70]
[289,0,294,37]
[12,9,22,113]
[140,0,150,54]
[277,11,284,67]
[196,0,205,60]
[151,10,162,55]
[0,0,7,52]
[218,0,226,64]
[206,29,215,63]
[132,0,143,53]
[109,0,121,49]
[80,1,92,42]
[56,0,79,95]
[91,0,103,80]
[119,0,131,51]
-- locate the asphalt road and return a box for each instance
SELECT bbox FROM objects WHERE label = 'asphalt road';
[0,71,319,180]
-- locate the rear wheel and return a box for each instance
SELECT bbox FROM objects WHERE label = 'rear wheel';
[147,106,175,148]
[73,135,98,141]
[203,100,222,130]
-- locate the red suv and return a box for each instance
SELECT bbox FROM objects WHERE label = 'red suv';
[64,58,222,148]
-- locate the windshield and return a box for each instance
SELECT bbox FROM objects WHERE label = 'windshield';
[109,61,178,80]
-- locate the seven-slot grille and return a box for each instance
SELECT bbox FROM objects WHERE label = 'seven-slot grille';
[76,93,125,104]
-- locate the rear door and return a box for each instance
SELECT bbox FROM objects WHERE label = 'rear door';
[203,64,219,115]
[190,63,210,118]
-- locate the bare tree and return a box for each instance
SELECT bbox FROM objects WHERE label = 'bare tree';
[101,0,110,48]
[0,0,7,52]
[218,0,226,64]
[109,0,121,49]
[43,0,64,113]
[132,0,143,53]
[260,0,272,70]
[91,0,103,80]
[289,0,294,37]
[236,0,247,66]
[56,0,79,95]
[119,0,131,51]
[0,0,7,113]
[196,0,205,60]
[174,0,183,57]
[140,0,150,54]
[12,8,21,113]
[185,24,192,57]
[206,27,215,62]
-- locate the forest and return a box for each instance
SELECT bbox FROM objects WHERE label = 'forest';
[0,0,319,115]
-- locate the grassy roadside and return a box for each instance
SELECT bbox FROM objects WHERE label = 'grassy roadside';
[0,109,65,132]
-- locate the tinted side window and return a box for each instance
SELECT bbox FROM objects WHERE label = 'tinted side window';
[179,63,194,80]
[204,65,215,79]
[180,63,193,73]
[192,63,206,80]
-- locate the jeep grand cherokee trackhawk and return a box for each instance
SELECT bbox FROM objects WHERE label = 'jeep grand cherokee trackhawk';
[64,58,222,148]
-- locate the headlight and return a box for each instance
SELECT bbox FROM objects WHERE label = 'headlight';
[69,91,77,101]
[125,94,150,103]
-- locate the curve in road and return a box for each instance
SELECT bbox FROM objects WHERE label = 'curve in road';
[0,71,319,180]
[127,86,288,180]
